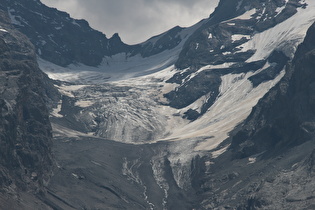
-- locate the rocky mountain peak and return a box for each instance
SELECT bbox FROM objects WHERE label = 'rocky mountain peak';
[110,33,121,40]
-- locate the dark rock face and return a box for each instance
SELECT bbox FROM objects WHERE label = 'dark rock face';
[2,0,131,67]
[231,22,315,158]
[0,8,57,196]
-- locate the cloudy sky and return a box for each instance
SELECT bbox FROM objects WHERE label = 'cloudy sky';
[40,0,218,44]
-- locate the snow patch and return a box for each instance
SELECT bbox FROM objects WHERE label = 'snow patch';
[275,0,289,17]
[51,100,63,118]
[195,43,199,50]
[222,51,232,55]
[211,145,230,158]
[75,100,94,108]
[227,23,236,26]
[248,157,257,164]
[231,34,251,42]
[231,8,256,21]
[197,62,235,72]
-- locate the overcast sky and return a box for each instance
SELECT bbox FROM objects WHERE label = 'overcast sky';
[40,0,218,44]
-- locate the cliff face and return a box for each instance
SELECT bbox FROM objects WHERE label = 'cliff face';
[0,9,57,197]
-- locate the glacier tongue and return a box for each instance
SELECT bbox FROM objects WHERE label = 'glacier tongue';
[40,2,315,195]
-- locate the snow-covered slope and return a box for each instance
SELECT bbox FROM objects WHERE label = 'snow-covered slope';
[38,20,206,83]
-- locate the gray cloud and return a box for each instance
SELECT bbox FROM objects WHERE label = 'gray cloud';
[41,0,218,44]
